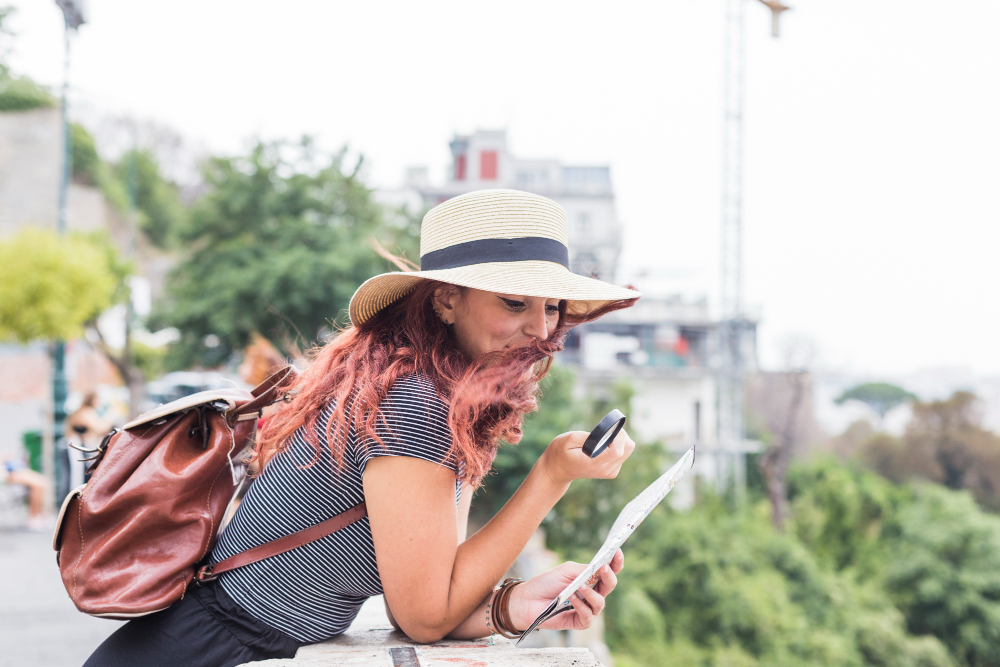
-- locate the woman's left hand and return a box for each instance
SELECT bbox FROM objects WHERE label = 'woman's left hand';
[506,549,624,633]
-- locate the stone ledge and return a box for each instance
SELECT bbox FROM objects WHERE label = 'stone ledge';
[248,596,604,667]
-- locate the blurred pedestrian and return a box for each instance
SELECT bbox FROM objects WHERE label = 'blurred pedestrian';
[238,334,287,388]
[238,334,288,458]
[66,391,113,488]
[1,454,51,531]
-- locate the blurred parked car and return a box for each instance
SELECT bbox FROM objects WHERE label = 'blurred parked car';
[143,372,245,412]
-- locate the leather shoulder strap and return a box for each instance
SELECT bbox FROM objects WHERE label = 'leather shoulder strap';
[227,365,298,426]
[195,501,367,582]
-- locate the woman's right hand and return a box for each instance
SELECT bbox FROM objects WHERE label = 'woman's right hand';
[538,427,635,486]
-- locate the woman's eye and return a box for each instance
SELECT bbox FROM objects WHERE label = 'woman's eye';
[500,298,526,311]
[545,305,560,316]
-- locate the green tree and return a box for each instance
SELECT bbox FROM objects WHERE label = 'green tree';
[783,459,1000,667]
[70,122,101,185]
[151,139,409,368]
[837,383,916,421]
[858,392,1000,512]
[885,485,1000,667]
[0,228,116,342]
[606,493,952,667]
[113,148,187,248]
[81,232,157,418]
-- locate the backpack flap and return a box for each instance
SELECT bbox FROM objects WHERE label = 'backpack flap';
[122,388,253,431]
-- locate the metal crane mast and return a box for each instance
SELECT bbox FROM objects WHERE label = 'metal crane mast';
[717,0,787,492]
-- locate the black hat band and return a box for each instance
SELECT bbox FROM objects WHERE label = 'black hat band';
[420,236,569,271]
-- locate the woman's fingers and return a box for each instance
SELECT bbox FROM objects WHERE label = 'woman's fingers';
[594,564,618,597]
[578,584,606,616]
[601,430,635,478]
[610,548,624,573]
[568,589,596,628]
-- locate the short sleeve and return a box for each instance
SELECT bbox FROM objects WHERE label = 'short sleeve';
[355,375,459,475]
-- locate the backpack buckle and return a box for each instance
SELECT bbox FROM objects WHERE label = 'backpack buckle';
[194,564,218,583]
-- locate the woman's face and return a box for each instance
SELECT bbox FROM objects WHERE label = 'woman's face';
[432,286,561,359]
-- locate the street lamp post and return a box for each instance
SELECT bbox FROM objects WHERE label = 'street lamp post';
[52,0,86,504]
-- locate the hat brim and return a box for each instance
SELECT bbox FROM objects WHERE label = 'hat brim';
[349,260,641,326]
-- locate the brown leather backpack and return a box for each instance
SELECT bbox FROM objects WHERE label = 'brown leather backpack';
[52,367,366,619]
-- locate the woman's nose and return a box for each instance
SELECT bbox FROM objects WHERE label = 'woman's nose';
[523,304,550,341]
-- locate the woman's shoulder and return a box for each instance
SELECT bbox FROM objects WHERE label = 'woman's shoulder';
[313,374,445,422]
[379,374,450,424]
[361,374,458,470]
[384,374,447,405]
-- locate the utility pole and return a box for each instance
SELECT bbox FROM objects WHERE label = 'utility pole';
[717,0,788,494]
[52,0,87,504]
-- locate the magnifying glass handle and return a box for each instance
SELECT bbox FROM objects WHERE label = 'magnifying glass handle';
[582,409,627,458]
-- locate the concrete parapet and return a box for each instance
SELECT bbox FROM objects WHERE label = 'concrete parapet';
[247,595,604,667]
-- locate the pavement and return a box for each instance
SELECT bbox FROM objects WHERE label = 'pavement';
[0,529,122,667]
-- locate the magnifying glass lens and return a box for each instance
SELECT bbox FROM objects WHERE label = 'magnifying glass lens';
[595,429,614,451]
[582,409,626,458]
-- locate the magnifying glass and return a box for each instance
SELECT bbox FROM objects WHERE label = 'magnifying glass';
[582,409,627,458]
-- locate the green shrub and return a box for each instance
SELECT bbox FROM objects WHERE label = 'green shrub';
[0,73,55,111]
[604,483,953,666]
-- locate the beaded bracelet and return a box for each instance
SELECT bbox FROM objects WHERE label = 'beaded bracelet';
[485,584,499,646]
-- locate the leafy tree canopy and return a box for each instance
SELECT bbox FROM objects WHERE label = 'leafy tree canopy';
[113,148,187,248]
[151,139,412,368]
[0,228,117,342]
[884,484,1000,667]
[606,459,1000,667]
[66,123,187,249]
[858,391,1000,512]
[70,122,101,185]
[836,383,917,419]
[607,489,953,667]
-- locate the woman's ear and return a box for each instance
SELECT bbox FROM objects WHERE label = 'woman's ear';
[432,284,461,325]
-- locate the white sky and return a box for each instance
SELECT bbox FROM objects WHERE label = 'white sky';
[7,0,1000,376]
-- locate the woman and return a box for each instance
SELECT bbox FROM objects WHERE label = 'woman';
[85,189,641,666]
[66,391,113,488]
[1,455,50,531]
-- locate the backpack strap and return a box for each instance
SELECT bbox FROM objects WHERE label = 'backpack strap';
[198,365,364,583]
[227,365,298,426]
[194,501,367,582]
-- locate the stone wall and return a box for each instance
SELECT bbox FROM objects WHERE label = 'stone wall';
[0,108,62,234]
[249,595,604,667]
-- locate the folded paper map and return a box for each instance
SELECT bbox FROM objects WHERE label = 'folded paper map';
[516,445,697,645]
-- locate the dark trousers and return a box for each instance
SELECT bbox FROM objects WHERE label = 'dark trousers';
[84,581,301,667]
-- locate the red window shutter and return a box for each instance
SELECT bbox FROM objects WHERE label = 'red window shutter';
[455,154,466,181]
[480,151,498,180]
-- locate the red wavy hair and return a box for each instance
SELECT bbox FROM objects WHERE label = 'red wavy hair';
[252,280,636,486]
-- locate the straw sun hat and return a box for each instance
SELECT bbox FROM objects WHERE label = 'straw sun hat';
[348,189,641,326]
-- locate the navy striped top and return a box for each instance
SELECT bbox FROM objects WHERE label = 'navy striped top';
[209,374,460,643]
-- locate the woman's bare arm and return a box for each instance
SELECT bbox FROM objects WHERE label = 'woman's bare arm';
[363,429,633,643]
[384,482,473,632]
[456,483,473,544]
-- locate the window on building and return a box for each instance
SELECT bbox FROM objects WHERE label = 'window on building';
[578,213,591,233]
[454,154,467,181]
[480,151,498,180]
